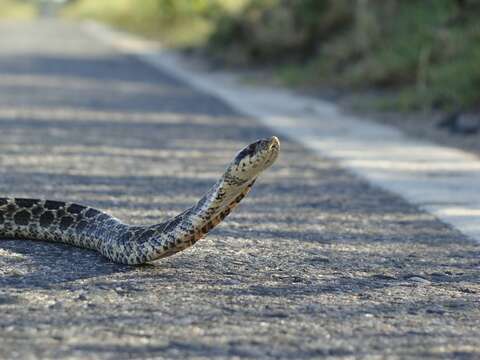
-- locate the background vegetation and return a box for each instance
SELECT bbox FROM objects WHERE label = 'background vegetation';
[210,0,480,111]
[63,0,480,111]
[62,0,247,47]
[0,0,36,19]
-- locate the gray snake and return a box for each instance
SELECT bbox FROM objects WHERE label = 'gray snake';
[0,137,280,264]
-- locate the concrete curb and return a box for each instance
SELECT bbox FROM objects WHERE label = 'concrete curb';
[82,21,480,243]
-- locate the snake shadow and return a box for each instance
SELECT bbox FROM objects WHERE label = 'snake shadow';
[0,238,137,289]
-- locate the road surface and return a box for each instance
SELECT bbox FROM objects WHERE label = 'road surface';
[0,20,479,359]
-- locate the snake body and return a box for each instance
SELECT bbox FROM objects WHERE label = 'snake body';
[0,137,280,264]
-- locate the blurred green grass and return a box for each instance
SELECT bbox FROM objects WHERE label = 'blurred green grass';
[0,0,37,20]
[208,0,480,111]
[63,0,480,112]
[62,0,248,47]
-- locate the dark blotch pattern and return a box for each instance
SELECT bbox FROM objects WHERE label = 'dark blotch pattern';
[14,199,39,208]
[85,208,100,218]
[31,206,44,217]
[137,230,155,244]
[67,204,85,214]
[13,210,31,226]
[75,220,88,232]
[96,214,109,222]
[60,216,74,230]
[164,216,183,233]
[39,211,55,227]
[45,200,64,210]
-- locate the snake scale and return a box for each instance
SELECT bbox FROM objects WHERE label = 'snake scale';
[0,137,280,265]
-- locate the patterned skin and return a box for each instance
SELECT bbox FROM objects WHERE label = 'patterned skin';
[0,137,280,265]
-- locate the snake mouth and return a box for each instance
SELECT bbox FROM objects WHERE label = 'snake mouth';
[269,136,280,155]
[265,136,280,166]
[269,136,280,148]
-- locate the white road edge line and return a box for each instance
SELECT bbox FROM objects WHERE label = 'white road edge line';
[83,21,480,243]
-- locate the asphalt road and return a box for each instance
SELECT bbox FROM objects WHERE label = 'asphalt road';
[0,20,479,360]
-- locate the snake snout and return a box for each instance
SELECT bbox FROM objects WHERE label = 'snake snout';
[268,136,280,151]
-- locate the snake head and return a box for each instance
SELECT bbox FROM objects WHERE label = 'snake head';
[227,136,280,185]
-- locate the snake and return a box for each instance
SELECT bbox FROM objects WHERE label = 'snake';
[0,137,280,265]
